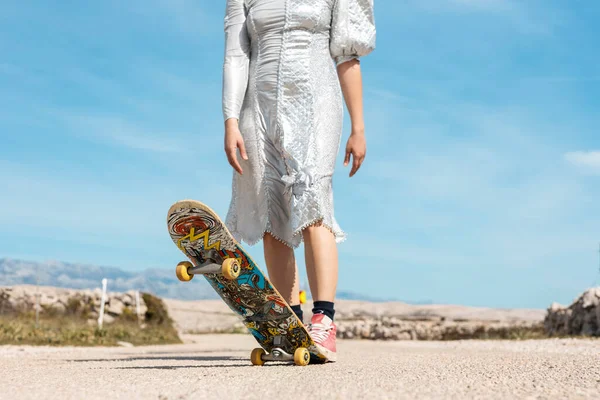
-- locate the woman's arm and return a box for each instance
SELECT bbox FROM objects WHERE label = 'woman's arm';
[337,59,366,177]
[329,0,376,177]
[223,0,250,174]
[222,0,250,122]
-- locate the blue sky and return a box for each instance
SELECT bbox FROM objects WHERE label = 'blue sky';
[1,0,599,309]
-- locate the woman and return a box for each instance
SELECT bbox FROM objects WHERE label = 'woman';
[222,0,375,361]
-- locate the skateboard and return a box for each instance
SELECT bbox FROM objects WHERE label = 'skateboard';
[166,199,329,366]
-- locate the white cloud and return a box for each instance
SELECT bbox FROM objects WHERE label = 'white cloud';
[564,151,600,174]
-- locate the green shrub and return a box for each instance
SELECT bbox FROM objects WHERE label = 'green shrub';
[120,306,139,322]
[142,293,171,325]
[65,297,82,316]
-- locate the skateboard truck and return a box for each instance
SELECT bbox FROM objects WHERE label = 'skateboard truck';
[262,348,293,361]
[175,249,241,282]
[251,336,311,366]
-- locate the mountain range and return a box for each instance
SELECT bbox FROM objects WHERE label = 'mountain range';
[0,258,218,300]
[0,258,430,303]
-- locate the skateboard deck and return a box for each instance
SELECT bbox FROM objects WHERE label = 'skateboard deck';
[166,199,328,366]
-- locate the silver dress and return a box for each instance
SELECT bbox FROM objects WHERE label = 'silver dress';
[222,0,376,248]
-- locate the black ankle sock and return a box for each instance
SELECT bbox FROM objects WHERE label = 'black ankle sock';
[312,301,335,321]
[290,304,303,323]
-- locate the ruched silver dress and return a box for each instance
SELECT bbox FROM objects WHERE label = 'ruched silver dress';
[222,0,376,248]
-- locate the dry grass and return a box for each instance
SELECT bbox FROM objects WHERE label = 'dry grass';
[0,292,181,346]
[0,315,181,346]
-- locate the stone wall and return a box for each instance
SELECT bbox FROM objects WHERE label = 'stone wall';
[163,298,546,340]
[0,285,147,324]
[336,318,543,340]
[545,287,600,337]
[2,285,562,341]
[333,306,544,340]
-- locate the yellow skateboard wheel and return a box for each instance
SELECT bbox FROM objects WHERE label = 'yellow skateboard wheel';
[294,347,310,366]
[222,258,241,280]
[299,290,306,304]
[175,261,193,282]
[251,348,265,366]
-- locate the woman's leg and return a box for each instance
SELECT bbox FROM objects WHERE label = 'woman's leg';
[263,233,302,320]
[303,221,338,317]
[302,221,338,359]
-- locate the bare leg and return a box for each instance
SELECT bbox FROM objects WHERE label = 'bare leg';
[263,233,300,305]
[303,221,338,302]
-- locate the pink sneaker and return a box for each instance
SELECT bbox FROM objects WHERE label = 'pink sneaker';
[307,313,337,362]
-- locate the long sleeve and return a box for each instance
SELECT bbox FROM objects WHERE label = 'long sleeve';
[222,0,251,121]
[329,0,376,66]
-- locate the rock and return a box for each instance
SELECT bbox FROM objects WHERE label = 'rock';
[360,325,371,339]
[117,341,134,347]
[122,294,133,306]
[394,332,411,340]
[409,329,417,340]
[545,287,600,337]
[582,288,600,308]
[39,294,56,307]
[106,299,124,316]
[52,301,66,313]
[57,294,70,306]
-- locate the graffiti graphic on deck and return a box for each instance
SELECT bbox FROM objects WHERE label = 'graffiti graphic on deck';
[167,203,315,353]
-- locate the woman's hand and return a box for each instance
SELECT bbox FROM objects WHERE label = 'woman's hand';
[224,119,248,174]
[337,60,367,178]
[344,126,366,177]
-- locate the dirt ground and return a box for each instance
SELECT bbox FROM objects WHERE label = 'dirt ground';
[1,333,598,399]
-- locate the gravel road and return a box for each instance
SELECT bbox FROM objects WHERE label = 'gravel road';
[1,334,598,399]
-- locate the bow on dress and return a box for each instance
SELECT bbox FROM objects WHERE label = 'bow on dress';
[282,168,315,198]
